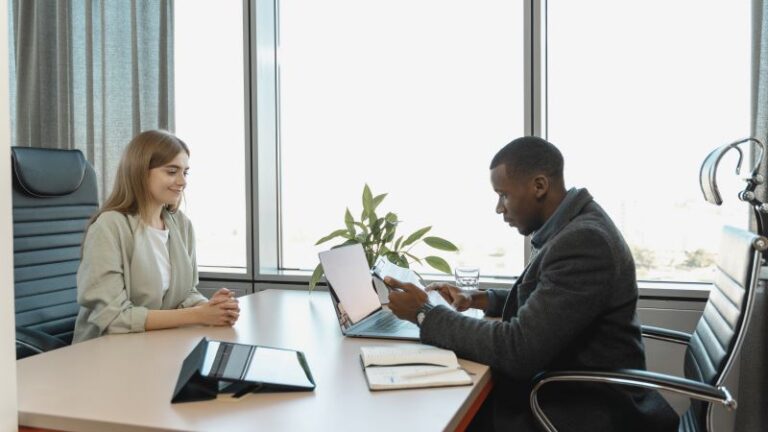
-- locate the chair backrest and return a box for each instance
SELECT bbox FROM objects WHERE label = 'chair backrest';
[683,225,766,430]
[11,147,99,352]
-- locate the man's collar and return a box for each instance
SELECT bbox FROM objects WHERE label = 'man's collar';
[530,188,593,250]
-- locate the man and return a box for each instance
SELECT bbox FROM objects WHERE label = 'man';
[387,136,678,431]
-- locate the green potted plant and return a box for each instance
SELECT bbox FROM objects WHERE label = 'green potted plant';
[309,184,459,291]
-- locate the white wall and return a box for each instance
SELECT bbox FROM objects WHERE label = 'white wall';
[0,0,18,429]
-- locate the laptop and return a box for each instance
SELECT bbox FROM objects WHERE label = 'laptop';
[318,244,420,340]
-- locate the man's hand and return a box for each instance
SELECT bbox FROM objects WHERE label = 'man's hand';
[427,283,473,312]
[386,277,428,324]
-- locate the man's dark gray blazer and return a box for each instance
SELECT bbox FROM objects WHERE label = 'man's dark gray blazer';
[420,188,679,431]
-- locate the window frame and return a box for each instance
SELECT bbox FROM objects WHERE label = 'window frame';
[198,0,724,297]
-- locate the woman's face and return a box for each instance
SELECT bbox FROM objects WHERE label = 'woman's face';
[147,151,189,209]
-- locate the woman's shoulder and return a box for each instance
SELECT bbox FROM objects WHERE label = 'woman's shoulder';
[90,211,135,233]
[165,208,194,232]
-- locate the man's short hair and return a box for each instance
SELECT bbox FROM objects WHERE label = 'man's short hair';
[489,136,564,179]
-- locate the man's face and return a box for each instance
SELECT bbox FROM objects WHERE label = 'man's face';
[490,164,544,236]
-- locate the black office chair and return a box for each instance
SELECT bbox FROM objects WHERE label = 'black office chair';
[529,225,765,431]
[12,147,99,359]
[530,138,768,432]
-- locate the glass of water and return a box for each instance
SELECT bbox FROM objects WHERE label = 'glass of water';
[454,267,480,291]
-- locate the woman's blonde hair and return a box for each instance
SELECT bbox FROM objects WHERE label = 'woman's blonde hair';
[87,130,190,230]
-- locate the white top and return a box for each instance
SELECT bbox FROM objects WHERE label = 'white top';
[146,225,171,294]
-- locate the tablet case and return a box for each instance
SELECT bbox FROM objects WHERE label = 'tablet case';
[171,338,315,403]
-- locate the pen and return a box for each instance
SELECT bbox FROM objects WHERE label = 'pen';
[401,367,463,379]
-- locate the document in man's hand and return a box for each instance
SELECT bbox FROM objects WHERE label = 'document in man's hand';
[360,344,472,390]
[371,256,453,309]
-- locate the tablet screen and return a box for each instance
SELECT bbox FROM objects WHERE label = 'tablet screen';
[244,346,314,387]
[200,340,314,389]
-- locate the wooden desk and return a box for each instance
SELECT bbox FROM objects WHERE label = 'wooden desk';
[18,289,491,432]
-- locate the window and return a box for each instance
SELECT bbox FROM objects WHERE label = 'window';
[174,1,248,273]
[547,0,750,282]
[278,0,526,277]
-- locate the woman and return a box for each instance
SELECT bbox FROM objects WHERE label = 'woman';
[73,130,240,343]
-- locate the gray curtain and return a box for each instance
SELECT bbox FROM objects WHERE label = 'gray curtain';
[738,1,768,431]
[9,0,174,201]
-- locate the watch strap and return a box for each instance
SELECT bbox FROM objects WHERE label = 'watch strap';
[416,302,435,326]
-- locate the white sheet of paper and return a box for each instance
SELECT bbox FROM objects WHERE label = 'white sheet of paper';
[319,244,382,324]
[426,290,454,309]
[373,257,454,309]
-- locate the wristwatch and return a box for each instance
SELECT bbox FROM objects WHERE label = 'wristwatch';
[416,303,434,327]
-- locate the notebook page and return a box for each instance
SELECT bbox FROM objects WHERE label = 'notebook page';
[360,344,459,368]
[364,366,472,390]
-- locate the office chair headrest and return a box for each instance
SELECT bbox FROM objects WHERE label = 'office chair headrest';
[699,137,765,206]
[699,143,730,205]
[11,147,88,197]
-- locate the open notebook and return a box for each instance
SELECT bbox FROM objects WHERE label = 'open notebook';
[360,344,472,390]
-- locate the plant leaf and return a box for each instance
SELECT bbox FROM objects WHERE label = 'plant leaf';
[315,229,349,245]
[384,212,398,224]
[362,184,373,217]
[425,256,452,274]
[308,263,324,292]
[402,226,431,247]
[372,193,387,210]
[363,238,376,252]
[380,215,396,247]
[393,236,403,252]
[332,239,359,249]
[344,208,355,235]
[403,252,422,265]
[386,252,401,264]
[386,253,409,268]
[353,222,369,237]
[370,213,381,240]
[423,236,459,252]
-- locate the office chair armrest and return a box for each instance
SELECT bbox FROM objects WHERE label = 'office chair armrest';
[529,368,736,432]
[641,325,691,345]
[16,327,67,359]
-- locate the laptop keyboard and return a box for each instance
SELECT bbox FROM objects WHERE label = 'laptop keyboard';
[357,312,411,333]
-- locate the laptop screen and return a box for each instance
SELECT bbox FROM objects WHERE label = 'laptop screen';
[319,244,381,324]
